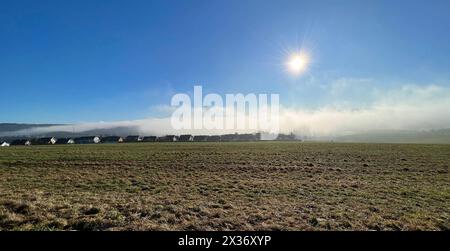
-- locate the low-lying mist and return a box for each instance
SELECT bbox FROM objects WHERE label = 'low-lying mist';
[2,84,450,139]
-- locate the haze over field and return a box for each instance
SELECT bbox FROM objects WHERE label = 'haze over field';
[2,83,450,143]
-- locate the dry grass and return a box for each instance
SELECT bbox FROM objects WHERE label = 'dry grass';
[0,142,448,231]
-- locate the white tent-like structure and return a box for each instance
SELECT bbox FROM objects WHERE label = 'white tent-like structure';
[1,142,10,147]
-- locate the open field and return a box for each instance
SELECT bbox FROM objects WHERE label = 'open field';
[0,142,448,231]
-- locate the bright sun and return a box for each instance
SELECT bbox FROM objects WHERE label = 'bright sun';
[287,52,309,75]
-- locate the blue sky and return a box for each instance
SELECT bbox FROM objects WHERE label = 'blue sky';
[1,0,450,124]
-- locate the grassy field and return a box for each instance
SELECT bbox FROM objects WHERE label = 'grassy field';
[0,142,448,231]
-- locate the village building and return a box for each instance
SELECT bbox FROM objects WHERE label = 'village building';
[101,136,124,143]
[157,135,178,142]
[125,135,141,142]
[179,134,194,142]
[220,133,238,142]
[74,136,101,144]
[235,134,259,141]
[10,139,31,146]
[193,135,208,142]
[276,133,298,141]
[206,135,221,142]
[32,137,57,145]
[55,138,73,145]
[142,136,157,142]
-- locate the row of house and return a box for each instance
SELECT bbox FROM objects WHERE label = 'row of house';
[0,133,300,146]
[1,136,131,146]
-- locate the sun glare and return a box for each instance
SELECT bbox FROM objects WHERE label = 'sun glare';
[287,52,309,75]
